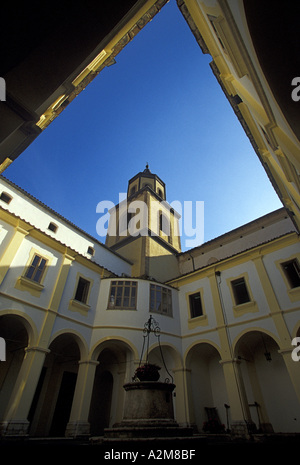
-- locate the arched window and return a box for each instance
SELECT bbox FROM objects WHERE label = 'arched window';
[159,212,170,236]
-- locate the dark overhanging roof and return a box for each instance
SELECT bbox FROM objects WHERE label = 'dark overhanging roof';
[0,1,168,166]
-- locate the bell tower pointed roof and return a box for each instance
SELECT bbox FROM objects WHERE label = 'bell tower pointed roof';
[143,163,152,174]
[127,164,166,200]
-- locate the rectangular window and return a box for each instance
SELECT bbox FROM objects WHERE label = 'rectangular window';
[25,254,47,283]
[281,259,300,288]
[231,277,250,305]
[87,246,95,256]
[48,222,58,233]
[150,284,172,316]
[0,192,12,204]
[75,277,90,304]
[109,281,137,309]
[189,292,203,318]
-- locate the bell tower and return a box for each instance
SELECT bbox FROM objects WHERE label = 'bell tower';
[105,165,181,281]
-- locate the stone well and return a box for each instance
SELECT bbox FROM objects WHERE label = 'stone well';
[104,381,193,439]
[122,381,177,426]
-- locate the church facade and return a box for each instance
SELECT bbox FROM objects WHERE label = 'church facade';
[0,167,300,439]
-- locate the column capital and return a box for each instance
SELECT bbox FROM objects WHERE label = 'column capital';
[219,357,241,366]
[173,367,191,373]
[25,346,50,355]
[278,347,294,355]
[16,225,32,235]
[78,359,99,366]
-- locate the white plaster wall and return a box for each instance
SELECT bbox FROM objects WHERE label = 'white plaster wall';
[56,260,101,327]
[95,279,180,331]
[179,212,295,276]
[178,277,218,336]
[0,178,131,277]
[217,261,270,325]
[92,279,182,361]
[1,235,61,310]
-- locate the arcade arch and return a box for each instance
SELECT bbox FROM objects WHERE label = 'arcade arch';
[89,338,136,435]
[29,332,82,437]
[147,343,182,383]
[0,313,33,421]
[185,342,228,433]
[234,330,300,433]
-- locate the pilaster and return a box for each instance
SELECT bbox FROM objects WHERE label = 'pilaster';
[0,222,30,286]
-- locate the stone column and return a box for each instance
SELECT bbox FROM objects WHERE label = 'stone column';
[173,367,196,429]
[220,358,254,437]
[172,368,187,427]
[279,348,300,405]
[246,360,273,432]
[65,359,99,437]
[114,368,127,425]
[0,346,49,436]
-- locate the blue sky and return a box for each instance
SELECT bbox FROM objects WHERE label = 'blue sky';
[4,0,282,251]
